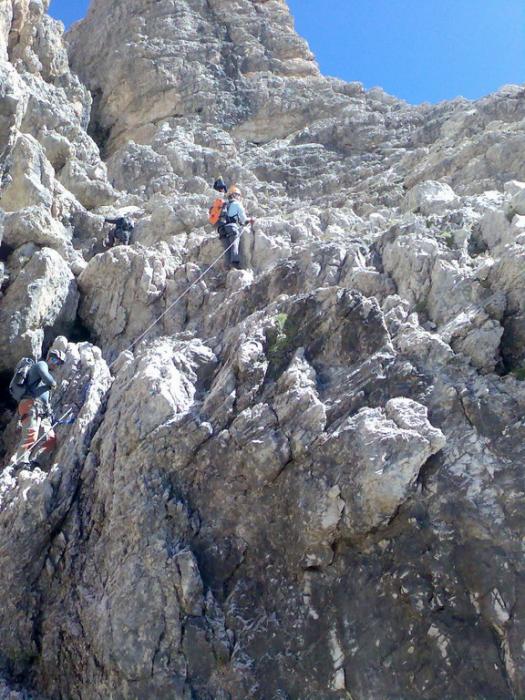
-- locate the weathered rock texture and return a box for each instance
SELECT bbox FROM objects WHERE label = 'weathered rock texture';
[1,1,525,699]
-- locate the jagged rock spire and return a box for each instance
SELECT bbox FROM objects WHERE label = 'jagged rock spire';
[67,0,319,151]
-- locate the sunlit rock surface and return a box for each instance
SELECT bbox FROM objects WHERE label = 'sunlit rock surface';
[0,1,525,698]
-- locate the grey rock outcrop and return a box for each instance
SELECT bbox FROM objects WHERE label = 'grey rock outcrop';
[0,0,117,362]
[67,0,319,152]
[1,1,525,699]
[0,248,78,370]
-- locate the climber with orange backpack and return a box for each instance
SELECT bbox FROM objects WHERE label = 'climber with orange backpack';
[208,179,254,268]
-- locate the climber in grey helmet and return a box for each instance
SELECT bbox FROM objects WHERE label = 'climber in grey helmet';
[217,185,254,268]
[5,349,66,470]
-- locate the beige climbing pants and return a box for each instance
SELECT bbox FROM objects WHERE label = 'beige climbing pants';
[8,398,56,467]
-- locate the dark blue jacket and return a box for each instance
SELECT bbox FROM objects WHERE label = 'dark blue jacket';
[25,361,56,404]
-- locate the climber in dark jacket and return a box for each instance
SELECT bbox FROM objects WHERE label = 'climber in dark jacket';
[103,216,135,247]
[213,176,228,194]
[6,349,66,469]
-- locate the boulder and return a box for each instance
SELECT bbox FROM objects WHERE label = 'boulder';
[0,247,78,370]
[402,180,460,216]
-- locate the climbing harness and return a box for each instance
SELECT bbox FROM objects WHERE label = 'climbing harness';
[7,407,74,471]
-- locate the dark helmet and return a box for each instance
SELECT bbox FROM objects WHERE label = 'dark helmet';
[213,177,228,193]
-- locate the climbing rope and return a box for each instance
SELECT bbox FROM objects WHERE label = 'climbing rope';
[7,228,251,469]
[7,223,524,470]
[6,407,74,471]
[108,226,251,371]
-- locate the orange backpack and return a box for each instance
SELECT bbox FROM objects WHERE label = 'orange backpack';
[208,198,225,226]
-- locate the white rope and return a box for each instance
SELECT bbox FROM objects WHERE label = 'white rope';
[8,224,522,469]
[108,227,248,371]
[7,228,249,469]
[7,407,74,470]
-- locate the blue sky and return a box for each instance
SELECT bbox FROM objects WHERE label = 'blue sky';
[49,0,524,104]
[49,0,89,29]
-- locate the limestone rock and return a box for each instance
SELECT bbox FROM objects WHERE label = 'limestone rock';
[0,677,43,700]
[0,248,78,370]
[509,187,525,217]
[402,180,460,215]
[314,398,445,538]
[68,0,319,152]
[0,340,111,686]
[0,133,54,211]
[78,245,172,358]
[1,1,525,699]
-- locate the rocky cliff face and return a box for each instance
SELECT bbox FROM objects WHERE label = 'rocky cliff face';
[1,1,525,698]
